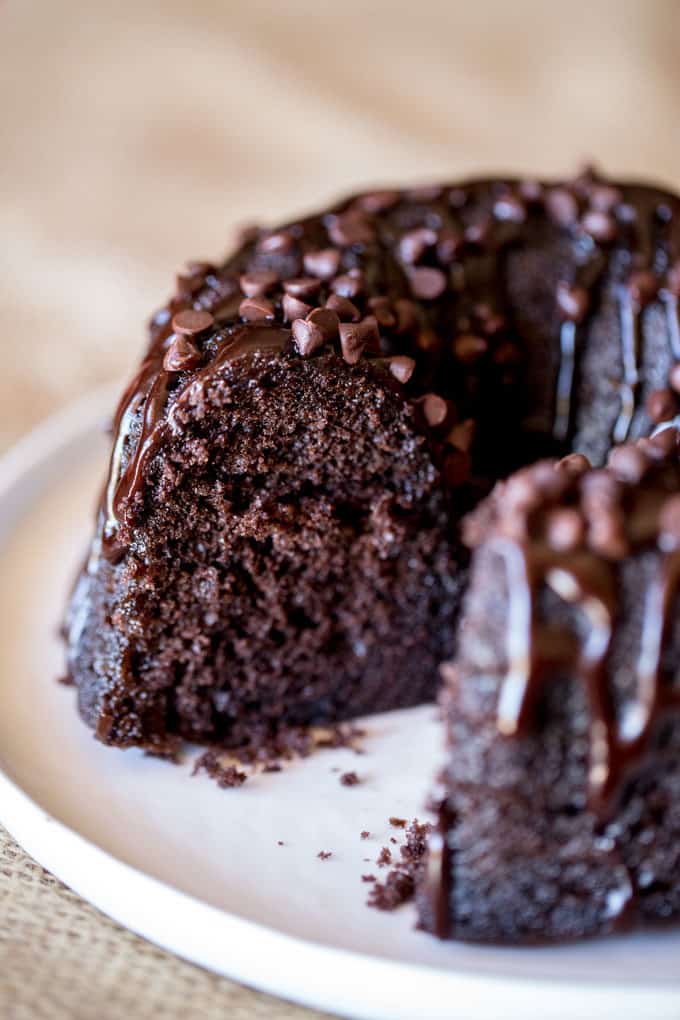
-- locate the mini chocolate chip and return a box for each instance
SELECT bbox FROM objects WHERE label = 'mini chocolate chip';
[283,277,320,298]
[356,190,400,213]
[660,495,680,543]
[452,334,488,363]
[388,356,416,384]
[171,309,215,336]
[175,268,208,299]
[239,296,275,321]
[581,210,617,243]
[307,306,340,340]
[408,184,443,202]
[464,220,491,246]
[416,328,440,352]
[328,211,375,247]
[504,472,542,512]
[627,270,659,307]
[257,231,294,254]
[304,249,340,279]
[646,387,678,424]
[589,184,622,212]
[368,297,396,328]
[493,194,526,223]
[393,299,419,334]
[581,469,621,506]
[607,443,649,483]
[558,452,591,475]
[419,393,448,427]
[436,229,464,264]
[447,419,475,452]
[447,187,467,208]
[545,508,584,552]
[163,336,202,372]
[325,294,360,321]
[588,511,628,560]
[282,293,312,323]
[183,259,215,276]
[546,187,579,227]
[331,272,364,299]
[239,271,278,298]
[339,316,379,364]
[408,266,446,300]
[556,282,589,323]
[398,227,437,264]
[519,180,543,203]
[292,318,325,357]
[670,363,680,393]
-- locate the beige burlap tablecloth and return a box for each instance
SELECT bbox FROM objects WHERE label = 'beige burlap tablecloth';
[3,1,680,1016]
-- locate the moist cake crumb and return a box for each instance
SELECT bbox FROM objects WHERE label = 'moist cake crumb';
[318,851,332,861]
[367,819,433,911]
[376,847,392,867]
[192,751,247,788]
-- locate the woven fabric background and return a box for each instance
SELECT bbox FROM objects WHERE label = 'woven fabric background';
[2,0,680,1016]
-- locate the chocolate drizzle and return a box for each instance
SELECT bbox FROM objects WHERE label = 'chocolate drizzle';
[100,325,290,560]
[482,438,680,818]
[613,287,641,443]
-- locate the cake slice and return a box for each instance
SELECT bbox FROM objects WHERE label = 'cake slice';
[418,430,680,941]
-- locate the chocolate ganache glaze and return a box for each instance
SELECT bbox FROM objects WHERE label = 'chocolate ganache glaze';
[66,168,680,943]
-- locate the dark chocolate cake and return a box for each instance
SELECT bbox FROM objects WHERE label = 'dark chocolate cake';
[64,168,680,940]
[418,429,680,942]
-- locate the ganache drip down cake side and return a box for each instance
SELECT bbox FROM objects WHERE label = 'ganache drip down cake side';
[63,168,680,942]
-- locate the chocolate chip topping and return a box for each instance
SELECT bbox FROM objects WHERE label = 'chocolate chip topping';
[163,336,202,373]
[546,187,579,227]
[327,210,375,247]
[388,356,416,384]
[339,316,379,364]
[303,248,341,279]
[307,307,340,341]
[368,296,396,328]
[493,194,526,223]
[239,296,275,322]
[257,231,294,254]
[239,271,278,298]
[398,227,437,264]
[356,190,400,213]
[283,277,320,298]
[419,393,449,427]
[325,294,360,322]
[282,293,312,323]
[581,209,617,243]
[408,266,447,300]
[452,334,488,363]
[292,318,325,357]
[330,271,364,299]
[171,309,215,336]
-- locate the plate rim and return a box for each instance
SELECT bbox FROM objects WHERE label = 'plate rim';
[0,384,678,1020]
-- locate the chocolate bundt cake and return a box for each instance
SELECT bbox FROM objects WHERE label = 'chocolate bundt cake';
[65,167,680,940]
[418,431,680,942]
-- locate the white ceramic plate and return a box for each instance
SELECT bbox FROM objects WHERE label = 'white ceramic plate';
[1,384,679,1020]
